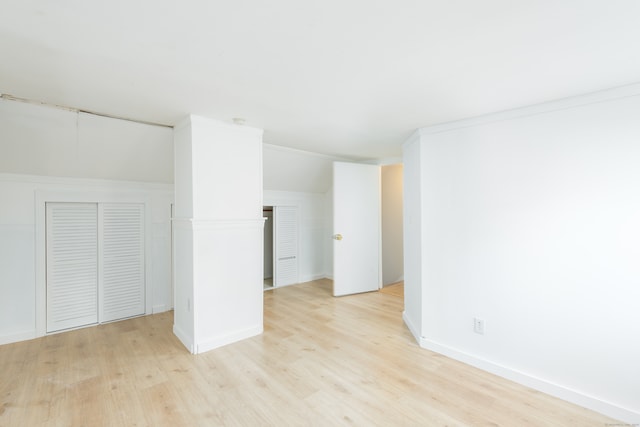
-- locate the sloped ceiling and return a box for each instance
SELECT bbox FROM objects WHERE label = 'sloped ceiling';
[2,1,640,160]
[263,144,342,193]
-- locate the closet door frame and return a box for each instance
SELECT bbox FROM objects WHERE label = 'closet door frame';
[35,190,152,337]
[263,195,302,288]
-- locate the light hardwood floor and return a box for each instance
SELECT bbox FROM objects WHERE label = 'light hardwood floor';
[0,279,619,426]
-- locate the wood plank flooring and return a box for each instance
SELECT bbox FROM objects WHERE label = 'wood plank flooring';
[0,279,619,426]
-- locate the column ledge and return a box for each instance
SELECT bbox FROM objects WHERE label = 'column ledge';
[172,217,266,230]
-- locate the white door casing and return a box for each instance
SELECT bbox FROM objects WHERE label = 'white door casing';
[263,208,274,280]
[333,161,381,296]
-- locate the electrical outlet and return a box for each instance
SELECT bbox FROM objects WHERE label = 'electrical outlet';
[474,317,485,335]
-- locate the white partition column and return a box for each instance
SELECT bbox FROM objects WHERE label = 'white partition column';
[173,115,264,354]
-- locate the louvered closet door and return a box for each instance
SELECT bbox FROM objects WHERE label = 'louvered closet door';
[46,203,98,333]
[274,206,298,287]
[100,203,145,322]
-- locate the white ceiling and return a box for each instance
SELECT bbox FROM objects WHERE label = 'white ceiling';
[2,1,640,160]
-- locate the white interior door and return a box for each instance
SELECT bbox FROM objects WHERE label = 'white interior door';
[274,205,298,287]
[46,202,145,332]
[333,161,381,296]
[99,203,145,322]
[46,203,98,332]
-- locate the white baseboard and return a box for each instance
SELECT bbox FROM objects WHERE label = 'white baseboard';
[299,273,327,283]
[195,324,263,354]
[272,281,299,289]
[384,276,405,286]
[274,274,328,289]
[0,329,36,346]
[152,304,168,314]
[417,336,639,424]
[173,324,194,354]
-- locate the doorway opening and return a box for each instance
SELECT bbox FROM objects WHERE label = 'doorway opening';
[263,204,300,290]
[381,164,404,290]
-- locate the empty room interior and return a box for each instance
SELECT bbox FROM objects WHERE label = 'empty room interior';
[1,1,639,425]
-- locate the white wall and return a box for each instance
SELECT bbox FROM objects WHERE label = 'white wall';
[403,85,640,422]
[381,164,403,285]
[0,99,173,183]
[264,190,327,283]
[0,99,174,345]
[263,144,336,193]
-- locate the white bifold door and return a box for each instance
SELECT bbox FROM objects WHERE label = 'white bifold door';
[100,203,146,322]
[46,202,145,333]
[274,205,299,287]
[46,203,99,332]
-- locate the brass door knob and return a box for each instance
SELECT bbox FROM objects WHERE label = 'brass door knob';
[333,234,343,241]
